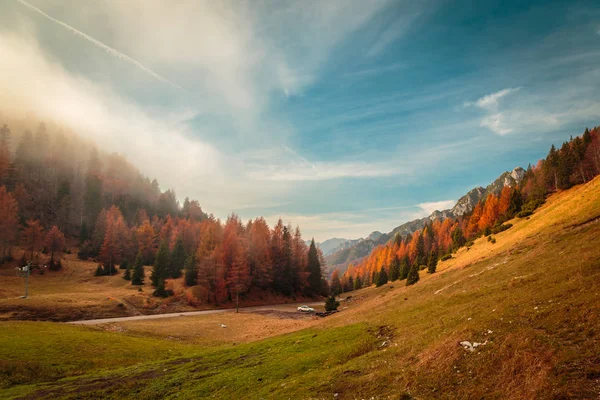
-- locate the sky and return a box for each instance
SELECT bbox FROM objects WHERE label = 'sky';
[1,0,599,242]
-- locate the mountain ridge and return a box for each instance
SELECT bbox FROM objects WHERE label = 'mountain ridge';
[324,167,526,273]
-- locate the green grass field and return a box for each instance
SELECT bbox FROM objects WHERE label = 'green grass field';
[1,177,600,399]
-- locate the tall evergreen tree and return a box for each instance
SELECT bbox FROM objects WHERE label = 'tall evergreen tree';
[151,241,170,287]
[184,253,198,286]
[168,237,187,278]
[376,265,388,287]
[399,256,410,280]
[389,255,400,281]
[131,251,145,285]
[306,239,322,296]
[427,250,438,274]
[406,264,420,286]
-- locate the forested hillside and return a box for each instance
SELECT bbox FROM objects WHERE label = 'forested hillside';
[333,127,600,292]
[0,121,326,305]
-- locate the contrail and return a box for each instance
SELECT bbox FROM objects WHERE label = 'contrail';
[281,145,317,169]
[15,0,183,91]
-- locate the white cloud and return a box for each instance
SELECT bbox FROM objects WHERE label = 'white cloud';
[417,200,456,215]
[473,87,521,110]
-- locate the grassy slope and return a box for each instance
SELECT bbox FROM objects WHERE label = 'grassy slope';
[2,177,600,399]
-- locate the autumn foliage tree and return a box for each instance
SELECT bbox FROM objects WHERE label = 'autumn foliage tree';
[44,225,66,270]
[23,219,44,261]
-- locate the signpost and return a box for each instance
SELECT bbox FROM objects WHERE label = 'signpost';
[16,263,30,298]
[16,263,45,299]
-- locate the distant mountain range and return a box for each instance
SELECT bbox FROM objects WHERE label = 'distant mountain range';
[323,167,526,275]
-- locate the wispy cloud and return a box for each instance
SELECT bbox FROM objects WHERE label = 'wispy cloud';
[246,160,406,182]
[15,0,183,91]
[464,87,521,111]
[366,14,420,57]
[281,145,316,169]
[343,62,405,78]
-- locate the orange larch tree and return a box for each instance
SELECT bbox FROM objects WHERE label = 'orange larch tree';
[23,219,44,260]
[45,225,66,269]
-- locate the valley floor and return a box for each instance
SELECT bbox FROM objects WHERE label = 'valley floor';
[2,177,600,399]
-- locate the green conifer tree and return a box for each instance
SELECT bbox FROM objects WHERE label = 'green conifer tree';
[399,256,410,280]
[427,250,438,274]
[151,241,170,287]
[131,251,145,285]
[184,253,198,286]
[406,264,420,286]
[376,266,388,287]
[389,255,400,281]
[168,237,186,278]
[307,239,322,296]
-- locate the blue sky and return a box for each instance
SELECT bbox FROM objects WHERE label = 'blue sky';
[1,0,599,241]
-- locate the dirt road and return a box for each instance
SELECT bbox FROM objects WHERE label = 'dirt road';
[67,301,323,325]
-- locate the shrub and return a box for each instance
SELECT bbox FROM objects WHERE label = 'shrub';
[440,254,452,261]
[483,227,492,237]
[465,241,475,248]
[487,236,496,244]
[491,223,513,234]
[77,241,93,260]
[325,295,340,311]
[516,210,533,218]
[48,259,62,271]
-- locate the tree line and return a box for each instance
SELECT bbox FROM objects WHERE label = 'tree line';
[0,121,326,304]
[334,126,600,294]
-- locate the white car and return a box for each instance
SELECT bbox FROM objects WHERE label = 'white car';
[297,305,314,313]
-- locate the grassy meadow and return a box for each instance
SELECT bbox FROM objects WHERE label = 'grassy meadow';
[1,177,599,399]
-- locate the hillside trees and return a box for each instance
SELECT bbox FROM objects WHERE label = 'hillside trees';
[0,186,19,261]
[0,119,323,305]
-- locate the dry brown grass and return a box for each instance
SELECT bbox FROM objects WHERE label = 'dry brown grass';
[100,310,320,345]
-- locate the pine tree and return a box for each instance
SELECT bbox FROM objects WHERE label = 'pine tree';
[168,237,186,278]
[353,275,362,291]
[399,256,410,280]
[376,265,388,287]
[131,251,145,285]
[123,266,131,280]
[427,250,438,274]
[307,239,322,296]
[153,278,167,297]
[389,255,400,281]
[406,264,420,286]
[184,253,198,286]
[452,227,466,251]
[152,241,170,287]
